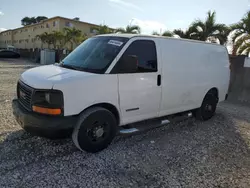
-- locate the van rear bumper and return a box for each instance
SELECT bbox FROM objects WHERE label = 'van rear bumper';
[12,99,77,139]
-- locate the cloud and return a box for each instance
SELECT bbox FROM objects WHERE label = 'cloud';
[0,11,4,16]
[130,18,168,34]
[109,0,143,11]
[0,28,7,32]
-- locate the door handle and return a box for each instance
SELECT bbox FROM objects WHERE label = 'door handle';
[157,74,161,86]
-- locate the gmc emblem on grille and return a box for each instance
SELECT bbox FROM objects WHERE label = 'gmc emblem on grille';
[19,91,26,99]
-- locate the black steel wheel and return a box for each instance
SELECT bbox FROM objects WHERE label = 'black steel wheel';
[72,107,117,153]
[194,93,218,121]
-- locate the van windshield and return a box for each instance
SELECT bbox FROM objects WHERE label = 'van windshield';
[60,36,129,74]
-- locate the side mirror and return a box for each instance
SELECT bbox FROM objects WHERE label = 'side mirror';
[119,55,138,73]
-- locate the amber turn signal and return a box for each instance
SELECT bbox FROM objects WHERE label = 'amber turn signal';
[32,106,61,115]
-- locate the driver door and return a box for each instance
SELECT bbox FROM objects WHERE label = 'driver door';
[111,39,162,125]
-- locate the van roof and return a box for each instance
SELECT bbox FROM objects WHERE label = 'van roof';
[97,33,223,47]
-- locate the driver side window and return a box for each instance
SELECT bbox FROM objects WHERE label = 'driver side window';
[112,40,157,73]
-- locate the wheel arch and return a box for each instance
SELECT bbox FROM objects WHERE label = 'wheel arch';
[79,103,120,125]
[205,87,219,102]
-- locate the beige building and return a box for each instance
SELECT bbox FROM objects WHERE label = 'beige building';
[0,16,102,49]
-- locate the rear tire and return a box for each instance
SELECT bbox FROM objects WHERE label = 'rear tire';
[194,93,218,121]
[72,107,117,153]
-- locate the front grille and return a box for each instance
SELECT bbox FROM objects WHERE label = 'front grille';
[17,81,34,110]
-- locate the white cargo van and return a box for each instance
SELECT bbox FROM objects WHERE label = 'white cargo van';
[12,34,230,152]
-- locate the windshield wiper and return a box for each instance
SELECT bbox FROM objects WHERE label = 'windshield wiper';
[59,62,80,70]
[59,61,101,73]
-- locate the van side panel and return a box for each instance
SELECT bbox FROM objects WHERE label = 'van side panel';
[159,38,230,116]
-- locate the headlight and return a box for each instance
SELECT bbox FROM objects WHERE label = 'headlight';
[32,90,64,115]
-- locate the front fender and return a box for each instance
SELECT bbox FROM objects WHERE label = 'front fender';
[53,74,119,116]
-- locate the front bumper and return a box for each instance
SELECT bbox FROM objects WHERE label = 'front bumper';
[12,99,77,139]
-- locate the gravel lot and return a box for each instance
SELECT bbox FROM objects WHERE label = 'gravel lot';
[0,59,250,188]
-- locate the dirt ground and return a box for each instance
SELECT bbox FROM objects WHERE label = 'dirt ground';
[0,59,250,188]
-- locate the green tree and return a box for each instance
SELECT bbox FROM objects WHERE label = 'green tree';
[36,16,48,23]
[21,17,30,26]
[63,27,83,50]
[189,11,229,44]
[152,31,160,36]
[151,30,174,37]
[162,31,174,37]
[36,33,48,48]
[50,31,65,49]
[173,27,198,39]
[36,32,59,49]
[116,25,141,34]
[91,24,113,34]
[37,29,86,50]
[41,32,54,49]
[230,11,250,55]
[21,16,48,26]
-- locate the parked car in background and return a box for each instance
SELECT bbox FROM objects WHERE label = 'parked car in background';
[0,50,20,58]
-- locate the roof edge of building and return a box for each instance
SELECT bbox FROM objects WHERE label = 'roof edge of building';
[0,16,108,33]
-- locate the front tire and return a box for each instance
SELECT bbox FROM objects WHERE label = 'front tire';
[72,107,117,153]
[194,93,218,121]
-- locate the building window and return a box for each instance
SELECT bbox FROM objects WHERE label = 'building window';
[53,21,58,27]
[65,21,70,27]
[65,21,73,27]
[46,23,50,28]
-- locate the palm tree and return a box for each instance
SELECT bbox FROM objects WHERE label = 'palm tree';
[50,31,64,49]
[230,11,250,55]
[42,32,54,49]
[91,24,113,34]
[188,10,229,44]
[151,30,174,37]
[116,25,141,34]
[36,32,50,48]
[74,34,88,46]
[36,31,64,49]
[173,27,198,39]
[63,27,83,50]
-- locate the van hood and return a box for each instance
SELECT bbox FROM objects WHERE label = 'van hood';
[20,64,95,89]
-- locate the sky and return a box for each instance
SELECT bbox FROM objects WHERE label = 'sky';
[0,0,249,34]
